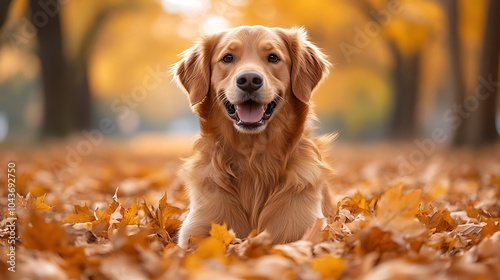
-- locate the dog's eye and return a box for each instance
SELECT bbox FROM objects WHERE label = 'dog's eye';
[268,54,280,63]
[222,54,234,63]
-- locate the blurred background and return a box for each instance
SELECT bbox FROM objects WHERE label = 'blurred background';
[0,0,498,146]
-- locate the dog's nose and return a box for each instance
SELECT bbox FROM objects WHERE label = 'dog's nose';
[236,72,263,92]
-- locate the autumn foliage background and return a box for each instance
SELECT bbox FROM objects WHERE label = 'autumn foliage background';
[0,0,500,279]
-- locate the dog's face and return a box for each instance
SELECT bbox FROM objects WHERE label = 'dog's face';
[173,26,330,134]
[211,28,290,133]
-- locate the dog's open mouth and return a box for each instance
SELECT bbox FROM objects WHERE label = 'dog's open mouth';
[224,99,278,128]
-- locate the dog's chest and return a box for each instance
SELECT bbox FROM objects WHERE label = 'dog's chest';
[229,158,282,225]
[234,175,270,227]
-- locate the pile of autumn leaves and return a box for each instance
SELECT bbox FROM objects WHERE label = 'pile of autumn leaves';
[1,142,500,279]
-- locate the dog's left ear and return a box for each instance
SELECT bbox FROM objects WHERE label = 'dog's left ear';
[172,34,220,107]
[277,27,331,104]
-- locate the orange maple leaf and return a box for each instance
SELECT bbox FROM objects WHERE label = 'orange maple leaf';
[23,213,70,251]
[63,204,96,223]
[375,185,426,238]
[123,202,139,225]
[31,193,54,211]
[210,222,234,246]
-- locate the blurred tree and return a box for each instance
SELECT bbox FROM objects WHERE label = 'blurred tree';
[29,0,147,138]
[239,0,394,138]
[355,0,428,140]
[67,2,143,134]
[450,0,499,146]
[464,0,499,146]
[30,0,82,137]
[446,0,467,145]
[387,40,421,139]
[2,0,493,142]
[0,0,12,29]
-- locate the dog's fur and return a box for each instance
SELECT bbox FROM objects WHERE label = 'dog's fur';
[173,26,335,248]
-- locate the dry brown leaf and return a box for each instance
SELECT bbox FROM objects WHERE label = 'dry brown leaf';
[275,240,313,264]
[22,214,71,251]
[4,142,500,279]
[455,222,486,236]
[246,255,296,279]
[375,185,426,238]
[123,202,139,225]
[477,231,500,259]
[418,206,457,232]
[143,193,184,241]
[31,193,54,211]
[100,254,148,280]
[63,204,96,223]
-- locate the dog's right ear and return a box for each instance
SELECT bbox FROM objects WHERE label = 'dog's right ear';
[172,34,220,106]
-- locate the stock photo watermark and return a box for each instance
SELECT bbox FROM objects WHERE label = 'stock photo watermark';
[50,65,168,181]
[6,162,17,273]
[385,74,499,182]
[340,0,403,63]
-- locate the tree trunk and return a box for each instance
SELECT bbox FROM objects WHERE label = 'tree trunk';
[30,0,74,137]
[30,0,92,137]
[446,0,468,146]
[388,40,421,139]
[72,62,92,131]
[470,0,500,145]
[67,3,141,132]
[352,0,422,140]
[454,0,500,146]
[0,0,12,29]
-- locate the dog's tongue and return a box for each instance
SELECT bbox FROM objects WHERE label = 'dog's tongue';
[236,102,265,123]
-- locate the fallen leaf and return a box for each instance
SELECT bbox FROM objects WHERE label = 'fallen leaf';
[376,186,426,238]
[455,222,486,236]
[210,222,235,246]
[31,193,54,211]
[275,240,313,264]
[63,204,96,223]
[310,255,344,279]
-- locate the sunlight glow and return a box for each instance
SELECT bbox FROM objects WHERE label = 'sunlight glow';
[161,0,209,15]
[200,16,230,35]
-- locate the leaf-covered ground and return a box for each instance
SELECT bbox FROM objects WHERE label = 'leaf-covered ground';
[1,137,500,279]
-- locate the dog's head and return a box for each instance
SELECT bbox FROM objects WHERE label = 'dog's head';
[173,26,330,134]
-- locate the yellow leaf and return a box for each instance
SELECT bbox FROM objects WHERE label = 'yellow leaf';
[184,237,227,270]
[339,191,370,214]
[353,192,369,211]
[149,193,184,235]
[377,186,420,218]
[63,204,96,223]
[32,194,53,211]
[310,255,344,279]
[376,186,425,237]
[210,222,234,246]
[183,223,234,270]
[196,237,227,259]
[95,199,120,222]
[29,184,50,197]
[123,202,139,225]
[429,183,448,199]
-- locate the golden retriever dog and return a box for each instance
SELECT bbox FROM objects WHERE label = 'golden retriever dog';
[173,26,335,248]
